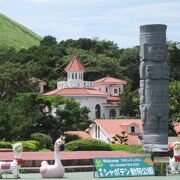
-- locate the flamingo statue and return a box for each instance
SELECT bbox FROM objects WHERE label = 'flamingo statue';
[40,135,65,178]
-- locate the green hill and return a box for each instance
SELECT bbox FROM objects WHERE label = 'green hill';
[0,13,42,50]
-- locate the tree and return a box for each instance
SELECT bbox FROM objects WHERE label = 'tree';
[168,81,180,136]
[0,100,11,140]
[30,95,90,141]
[113,131,128,144]
[0,93,90,141]
[0,62,38,101]
[167,41,180,81]
[119,84,140,117]
[40,36,57,46]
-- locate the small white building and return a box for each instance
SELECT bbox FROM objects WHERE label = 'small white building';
[44,56,127,120]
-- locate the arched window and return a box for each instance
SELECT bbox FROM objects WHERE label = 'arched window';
[109,109,116,119]
[95,104,101,119]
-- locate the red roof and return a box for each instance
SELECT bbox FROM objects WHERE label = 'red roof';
[44,88,106,96]
[64,56,85,72]
[66,131,92,139]
[94,76,127,84]
[95,119,142,145]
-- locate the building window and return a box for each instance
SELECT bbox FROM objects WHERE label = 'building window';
[119,88,121,93]
[114,89,118,94]
[72,73,74,79]
[106,87,108,92]
[129,124,139,133]
[131,126,135,133]
[95,125,100,138]
[75,73,77,79]
[95,104,101,119]
[109,109,116,119]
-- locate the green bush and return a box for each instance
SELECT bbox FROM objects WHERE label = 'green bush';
[15,140,40,151]
[0,141,12,148]
[31,133,53,149]
[65,139,112,151]
[111,144,147,154]
[64,134,81,143]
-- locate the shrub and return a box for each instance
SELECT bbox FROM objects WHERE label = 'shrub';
[15,140,40,151]
[65,139,112,151]
[0,141,12,148]
[64,133,81,143]
[31,133,53,149]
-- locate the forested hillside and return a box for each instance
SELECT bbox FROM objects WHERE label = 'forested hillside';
[0,13,41,50]
[0,36,179,140]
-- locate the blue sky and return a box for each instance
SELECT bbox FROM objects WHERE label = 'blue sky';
[0,0,180,48]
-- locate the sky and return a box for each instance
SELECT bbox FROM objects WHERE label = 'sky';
[0,0,180,48]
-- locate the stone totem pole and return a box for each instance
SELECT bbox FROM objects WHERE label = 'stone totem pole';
[139,24,170,152]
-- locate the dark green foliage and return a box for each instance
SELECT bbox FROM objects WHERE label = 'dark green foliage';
[168,81,180,135]
[0,62,39,100]
[119,84,140,117]
[40,36,57,46]
[31,133,53,149]
[0,141,12,148]
[65,139,112,151]
[64,134,81,143]
[0,93,90,142]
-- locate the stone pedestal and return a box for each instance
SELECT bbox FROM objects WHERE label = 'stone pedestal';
[139,24,170,152]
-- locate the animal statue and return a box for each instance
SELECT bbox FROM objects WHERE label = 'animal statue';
[169,141,180,174]
[0,143,23,179]
[40,135,65,178]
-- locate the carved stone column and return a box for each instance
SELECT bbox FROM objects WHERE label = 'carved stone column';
[139,24,170,152]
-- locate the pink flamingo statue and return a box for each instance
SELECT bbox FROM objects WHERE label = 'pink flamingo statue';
[40,135,65,178]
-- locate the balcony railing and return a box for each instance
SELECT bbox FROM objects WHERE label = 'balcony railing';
[57,81,94,89]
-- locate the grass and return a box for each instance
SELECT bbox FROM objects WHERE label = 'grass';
[0,13,42,50]
[111,144,149,154]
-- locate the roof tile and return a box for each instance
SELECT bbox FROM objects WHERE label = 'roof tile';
[64,56,85,72]
[44,88,106,96]
[94,76,127,84]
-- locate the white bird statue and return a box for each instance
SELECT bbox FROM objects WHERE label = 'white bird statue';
[40,135,65,178]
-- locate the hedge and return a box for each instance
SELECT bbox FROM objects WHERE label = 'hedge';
[65,139,112,151]
[0,141,12,148]
[64,133,81,143]
[31,133,53,149]
[15,140,40,151]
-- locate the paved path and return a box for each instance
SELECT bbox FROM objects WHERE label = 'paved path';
[0,151,144,160]
[1,172,180,180]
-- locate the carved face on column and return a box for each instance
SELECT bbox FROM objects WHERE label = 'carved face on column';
[140,44,166,61]
[147,44,165,61]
